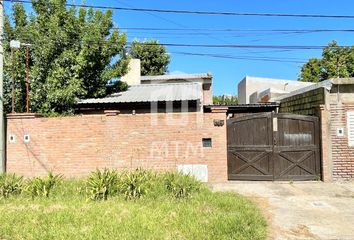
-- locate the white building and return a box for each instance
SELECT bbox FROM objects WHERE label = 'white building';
[238,76,314,104]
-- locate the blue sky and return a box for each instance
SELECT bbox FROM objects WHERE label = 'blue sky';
[6,0,354,96]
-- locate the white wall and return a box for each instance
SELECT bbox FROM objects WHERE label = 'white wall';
[238,76,314,104]
[121,59,141,85]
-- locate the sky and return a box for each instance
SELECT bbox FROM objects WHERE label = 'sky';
[5,0,354,96]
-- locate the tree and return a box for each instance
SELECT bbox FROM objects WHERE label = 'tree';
[299,58,322,83]
[213,95,238,105]
[3,1,128,114]
[299,41,354,82]
[131,39,170,76]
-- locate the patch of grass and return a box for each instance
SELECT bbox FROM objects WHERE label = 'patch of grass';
[164,172,201,199]
[0,171,267,240]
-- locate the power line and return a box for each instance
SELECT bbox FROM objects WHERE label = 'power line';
[112,0,237,47]
[171,52,305,63]
[1,34,339,50]
[1,39,333,50]
[5,0,350,61]
[120,27,354,33]
[127,42,331,50]
[0,35,318,63]
[4,0,354,19]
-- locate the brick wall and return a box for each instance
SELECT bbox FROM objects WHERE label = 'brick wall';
[330,104,354,180]
[319,105,332,181]
[279,88,325,116]
[6,112,227,182]
[202,83,213,105]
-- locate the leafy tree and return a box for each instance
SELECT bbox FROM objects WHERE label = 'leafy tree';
[299,58,322,83]
[131,39,170,76]
[3,1,128,114]
[299,41,354,82]
[213,95,238,105]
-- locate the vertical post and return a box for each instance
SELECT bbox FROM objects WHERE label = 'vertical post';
[11,49,15,113]
[0,0,5,173]
[26,46,29,113]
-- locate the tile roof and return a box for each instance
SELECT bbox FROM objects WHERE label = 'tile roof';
[78,82,202,104]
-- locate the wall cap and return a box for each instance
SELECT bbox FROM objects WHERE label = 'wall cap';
[208,106,228,113]
[7,113,43,119]
[104,110,120,116]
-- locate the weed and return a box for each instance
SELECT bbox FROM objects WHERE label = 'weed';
[314,175,321,181]
[164,172,201,199]
[118,168,152,200]
[86,168,118,201]
[0,173,23,198]
[26,172,63,198]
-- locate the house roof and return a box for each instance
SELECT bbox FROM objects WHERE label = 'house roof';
[273,80,332,102]
[204,103,279,113]
[272,77,354,102]
[78,82,202,104]
[141,73,212,81]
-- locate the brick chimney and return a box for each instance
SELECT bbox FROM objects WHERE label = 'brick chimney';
[121,59,141,85]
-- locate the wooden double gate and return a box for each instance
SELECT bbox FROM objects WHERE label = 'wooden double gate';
[227,113,321,181]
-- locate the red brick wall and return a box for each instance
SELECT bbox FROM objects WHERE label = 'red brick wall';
[330,104,354,180]
[6,112,227,182]
[319,105,331,181]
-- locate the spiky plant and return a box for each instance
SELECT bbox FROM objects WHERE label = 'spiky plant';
[26,172,63,198]
[86,168,118,201]
[0,173,23,198]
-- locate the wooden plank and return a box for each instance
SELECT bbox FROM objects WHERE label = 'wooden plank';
[228,174,274,181]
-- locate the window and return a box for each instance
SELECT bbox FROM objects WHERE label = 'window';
[202,138,212,148]
[347,111,354,147]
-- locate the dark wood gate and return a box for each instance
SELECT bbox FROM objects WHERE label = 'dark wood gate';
[227,112,321,181]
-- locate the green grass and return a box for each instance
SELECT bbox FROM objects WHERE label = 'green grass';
[0,179,267,240]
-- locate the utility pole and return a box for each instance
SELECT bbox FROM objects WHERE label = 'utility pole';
[10,40,20,113]
[24,44,32,113]
[0,0,5,173]
[11,49,14,113]
[25,44,29,112]
[10,41,30,113]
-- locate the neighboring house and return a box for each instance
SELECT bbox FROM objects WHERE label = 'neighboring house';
[6,58,222,183]
[276,78,354,180]
[238,76,314,104]
[5,56,354,183]
[77,59,213,114]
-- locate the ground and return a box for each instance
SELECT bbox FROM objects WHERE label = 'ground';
[212,181,354,240]
[0,180,267,240]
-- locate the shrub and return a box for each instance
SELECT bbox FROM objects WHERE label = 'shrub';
[86,168,118,201]
[118,168,153,200]
[0,173,23,198]
[26,172,63,198]
[164,172,201,199]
